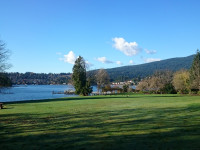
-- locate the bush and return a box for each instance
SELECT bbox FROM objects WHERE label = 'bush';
[102,85,112,92]
[122,84,129,93]
[161,83,177,94]
[190,89,199,94]
[177,89,189,94]
[0,73,12,87]
[177,91,182,95]
[138,90,145,94]
[189,90,200,95]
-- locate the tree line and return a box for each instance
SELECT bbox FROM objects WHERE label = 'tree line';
[1,36,200,96]
[72,50,200,96]
[0,38,72,86]
[136,50,200,94]
[88,54,194,82]
[7,72,71,85]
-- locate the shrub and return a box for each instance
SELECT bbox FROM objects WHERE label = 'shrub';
[122,84,129,93]
[161,83,177,94]
[0,73,12,87]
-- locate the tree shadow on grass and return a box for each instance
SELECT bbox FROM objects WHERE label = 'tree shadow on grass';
[1,128,199,150]
[0,105,200,150]
[146,95,181,98]
[3,94,187,106]
[3,95,141,105]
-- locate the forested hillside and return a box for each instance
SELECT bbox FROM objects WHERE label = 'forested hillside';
[7,55,194,85]
[7,72,71,85]
[88,55,194,82]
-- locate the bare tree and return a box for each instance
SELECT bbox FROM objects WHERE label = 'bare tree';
[136,70,173,93]
[96,69,110,92]
[150,70,173,93]
[149,76,162,93]
[136,78,150,91]
[0,39,12,87]
[0,40,11,72]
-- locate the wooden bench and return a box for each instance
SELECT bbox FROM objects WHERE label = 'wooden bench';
[0,103,3,109]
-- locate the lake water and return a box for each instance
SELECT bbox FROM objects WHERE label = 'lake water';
[0,85,136,102]
[0,85,97,102]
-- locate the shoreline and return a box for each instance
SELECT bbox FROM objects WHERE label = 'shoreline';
[1,95,80,104]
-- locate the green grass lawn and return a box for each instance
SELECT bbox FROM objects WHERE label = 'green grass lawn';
[0,94,200,150]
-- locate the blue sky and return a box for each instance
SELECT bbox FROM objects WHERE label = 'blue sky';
[0,0,200,73]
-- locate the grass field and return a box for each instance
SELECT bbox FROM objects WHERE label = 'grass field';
[0,94,200,150]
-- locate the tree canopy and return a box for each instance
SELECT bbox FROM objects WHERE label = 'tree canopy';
[173,70,190,94]
[189,49,200,91]
[72,56,92,96]
[0,40,11,72]
[95,69,110,92]
[0,73,12,87]
[136,70,175,94]
[0,39,12,87]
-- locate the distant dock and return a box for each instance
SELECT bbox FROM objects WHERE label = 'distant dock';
[52,90,119,96]
[52,90,76,95]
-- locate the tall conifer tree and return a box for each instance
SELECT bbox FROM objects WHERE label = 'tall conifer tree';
[72,56,92,95]
[189,50,200,91]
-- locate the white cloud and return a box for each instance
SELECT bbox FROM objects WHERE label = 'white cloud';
[129,60,134,64]
[96,57,113,64]
[116,61,123,65]
[63,51,76,64]
[144,58,161,63]
[112,37,140,56]
[145,49,157,54]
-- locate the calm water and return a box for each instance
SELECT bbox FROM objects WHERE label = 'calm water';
[0,85,89,102]
[0,85,134,102]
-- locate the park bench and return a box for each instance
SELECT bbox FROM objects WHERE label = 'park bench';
[0,103,3,109]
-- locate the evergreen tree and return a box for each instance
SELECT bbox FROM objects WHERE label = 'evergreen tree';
[0,73,12,87]
[161,83,176,94]
[83,80,93,96]
[122,84,129,93]
[189,50,200,91]
[72,56,92,96]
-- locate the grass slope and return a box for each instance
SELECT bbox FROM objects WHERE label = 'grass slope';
[0,94,200,150]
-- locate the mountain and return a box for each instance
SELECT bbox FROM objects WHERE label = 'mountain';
[7,55,195,85]
[88,55,194,82]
